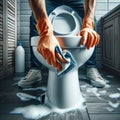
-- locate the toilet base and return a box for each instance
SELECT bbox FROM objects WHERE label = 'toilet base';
[45,69,84,109]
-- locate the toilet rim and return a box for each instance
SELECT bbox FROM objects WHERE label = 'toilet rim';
[31,36,86,49]
[49,5,82,36]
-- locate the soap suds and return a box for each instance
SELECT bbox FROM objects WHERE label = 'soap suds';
[109,93,120,98]
[106,75,114,78]
[81,84,91,88]
[11,73,119,118]
[16,92,42,102]
[117,88,120,91]
[99,90,107,94]
[108,101,119,108]
[11,92,85,119]
[105,84,111,88]
[106,107,114,112]
[104,79,110,84]
[23,86,47,91]
[80,75,120,112]
[10,104,51,119]
[86,87,100,97]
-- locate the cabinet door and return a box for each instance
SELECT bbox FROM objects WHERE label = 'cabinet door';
[103,20,115,67]
[115,16,120,70]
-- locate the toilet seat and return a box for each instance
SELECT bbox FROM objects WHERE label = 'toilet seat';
[49,5,82,36]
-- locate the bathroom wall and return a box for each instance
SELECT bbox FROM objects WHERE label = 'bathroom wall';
[17,0,120,69]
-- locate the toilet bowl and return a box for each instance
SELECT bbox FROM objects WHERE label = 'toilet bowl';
[31,36,94,109]
[51,12,76,35]
[31,5,95,109]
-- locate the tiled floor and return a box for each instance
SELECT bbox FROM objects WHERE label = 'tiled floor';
[0,68,120,120]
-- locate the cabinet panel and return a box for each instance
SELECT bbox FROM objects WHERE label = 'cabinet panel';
[115,16,120,70]
[102,4,120,75]
[103,20,115,67]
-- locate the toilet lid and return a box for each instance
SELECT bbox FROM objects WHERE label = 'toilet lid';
[49,5,82,36]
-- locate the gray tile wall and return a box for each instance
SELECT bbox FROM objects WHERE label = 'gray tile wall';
[17,0,120,69]
[17,0,31,69]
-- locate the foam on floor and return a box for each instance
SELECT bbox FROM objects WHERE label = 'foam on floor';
[109,93,120,98]
[11,92,86,119]
[10,104,51,119]
[23,86,47,91]
[108,101,120,108]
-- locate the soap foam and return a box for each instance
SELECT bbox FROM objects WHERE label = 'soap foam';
[80,77,120,112]
[106,107,114,112]
[86,87,100,97]
[105,84,111,88]
[106,75,114,78]
[16,92,41,102]
[23,86,47,91]
[11,93,86,119]
[11,104,51,119]
[117,88,120,91]
[109,93,120,98]
[99,90,107,94]
[108,101,119,108]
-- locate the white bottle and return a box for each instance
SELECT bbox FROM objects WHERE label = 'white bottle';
[15,41,25,73]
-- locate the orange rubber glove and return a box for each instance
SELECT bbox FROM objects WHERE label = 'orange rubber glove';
[77,17,100,49]
[36,17,66,71]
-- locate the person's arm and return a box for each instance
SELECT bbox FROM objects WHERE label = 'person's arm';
[28,0,47,20]
[28,0,66,71]
[78,0,99,49]
[84,0,96,19]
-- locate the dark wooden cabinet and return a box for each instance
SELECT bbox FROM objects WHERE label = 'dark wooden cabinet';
[0,0,17,79]
[102,4,120,75]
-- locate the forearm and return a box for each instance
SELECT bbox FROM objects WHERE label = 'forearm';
[84,0,96,19]
[28,0,47,21]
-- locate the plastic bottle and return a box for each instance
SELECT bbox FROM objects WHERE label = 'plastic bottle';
[15,40,25,73]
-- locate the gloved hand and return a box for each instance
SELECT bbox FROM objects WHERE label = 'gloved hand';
[36,17,67,71]
[77,17,100,49]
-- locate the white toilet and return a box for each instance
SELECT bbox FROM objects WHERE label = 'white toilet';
[31,5,94,109]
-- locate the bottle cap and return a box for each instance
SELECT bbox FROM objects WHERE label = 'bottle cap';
[17,40,22,46]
